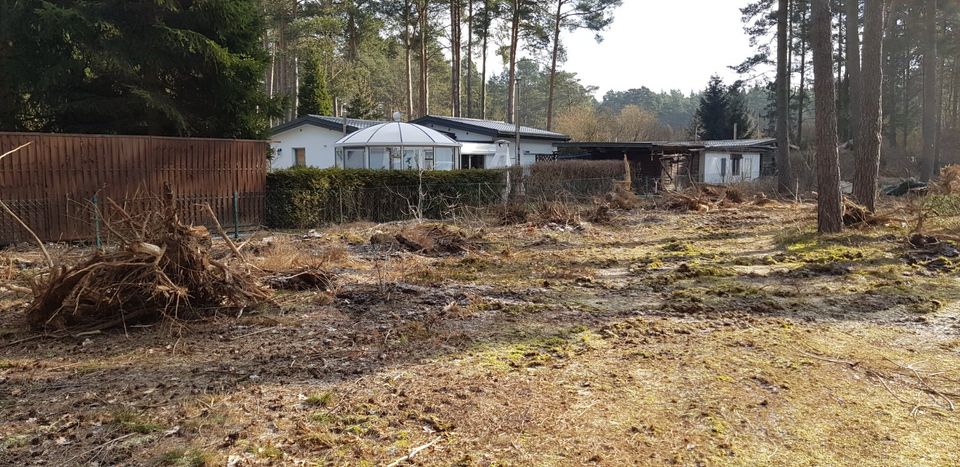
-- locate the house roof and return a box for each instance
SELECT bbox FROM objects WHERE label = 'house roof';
[270,115,385,135]
[699,138,777,150]
[558,138,777,152]
[411,115,571,141]
[335,122,461,148]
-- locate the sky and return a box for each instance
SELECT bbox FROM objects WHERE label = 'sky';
[531,0,771,98]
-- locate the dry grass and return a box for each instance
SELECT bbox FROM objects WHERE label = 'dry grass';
[3,200,960,465]
[252,235,347,272]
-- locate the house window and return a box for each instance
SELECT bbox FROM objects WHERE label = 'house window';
[368,147,389,170]
[294,148,306,167]
[423,149,435,170]
[461,154,485,169]
[731,154,743,177]
[344,148,366,169]
[720,158,727,179]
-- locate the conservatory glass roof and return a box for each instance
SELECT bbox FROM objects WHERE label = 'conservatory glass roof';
[334,122,461,148]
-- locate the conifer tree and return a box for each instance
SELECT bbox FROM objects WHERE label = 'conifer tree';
[298,54,334,117]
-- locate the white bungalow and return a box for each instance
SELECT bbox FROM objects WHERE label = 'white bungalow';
[334,118,462,171]
[269,115,384,170]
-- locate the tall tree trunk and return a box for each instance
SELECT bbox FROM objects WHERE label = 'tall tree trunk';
[450,0,462,117]
[480,1,489,119]
[418,0,430,117]
[466,0,474,118]
[777,0,795,194]
[853,0,883,211]
[405,0,414,119]
[811,0,843,233]
[506,0,520,124]
[920,0,938,181]
[546,0,564,131]
[846,0,861,149]
[796,9,808,148]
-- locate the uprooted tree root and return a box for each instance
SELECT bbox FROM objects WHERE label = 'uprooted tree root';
[25,190,271,333]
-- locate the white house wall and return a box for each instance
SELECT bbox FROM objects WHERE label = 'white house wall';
[701,151,762,184]
[270,125,347,170]
[415,122,556,168]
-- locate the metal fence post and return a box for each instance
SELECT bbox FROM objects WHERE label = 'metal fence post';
[92,195,102,249]
[232,191,240,240]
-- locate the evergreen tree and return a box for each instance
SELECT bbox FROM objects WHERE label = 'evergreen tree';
[695,76,732,140]
[694,76,757,141]
[726,80,757,139]
[0,0,279,138]
[298,54,334,117]
[347,80,382,119]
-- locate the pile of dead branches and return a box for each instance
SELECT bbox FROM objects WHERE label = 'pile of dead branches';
[842,197,900,227]
[938,165,960,194]
[25,189,270,332]
[663,185,750,212]
[604,180,641,210]
[394,224,480,256]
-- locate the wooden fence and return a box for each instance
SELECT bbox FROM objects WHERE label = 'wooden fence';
[0,132,268,244]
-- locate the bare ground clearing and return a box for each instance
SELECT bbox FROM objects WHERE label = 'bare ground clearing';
[2,202,960,465]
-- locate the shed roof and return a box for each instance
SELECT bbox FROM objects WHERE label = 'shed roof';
[335,122,461,148]
[412,115,571,141]
[270,115,384,135]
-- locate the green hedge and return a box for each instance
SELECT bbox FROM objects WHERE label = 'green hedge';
[266,168,507,228]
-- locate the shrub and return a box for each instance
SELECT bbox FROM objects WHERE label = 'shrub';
[266,168,506,228]
[509,160,626,202]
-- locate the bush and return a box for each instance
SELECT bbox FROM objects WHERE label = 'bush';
[266,168,506,228]
[509,160,626,202]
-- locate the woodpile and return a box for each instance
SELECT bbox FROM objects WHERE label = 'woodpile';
[25,188,270,332]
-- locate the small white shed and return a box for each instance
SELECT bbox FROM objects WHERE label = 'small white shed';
[697,139,775,184]
[334,120,462,171]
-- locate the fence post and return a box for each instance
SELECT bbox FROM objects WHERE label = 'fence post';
[92,195,102,249]
[232,191,240,240]
[338,186,344,224]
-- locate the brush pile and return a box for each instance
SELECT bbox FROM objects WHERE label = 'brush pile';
[395,224,479,256]
[26,190,270,332]
[604,180,641,210]
[663,185,750,212]
[938,165,960,194]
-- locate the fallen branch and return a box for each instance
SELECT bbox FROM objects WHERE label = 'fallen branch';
[1,284,32,295]
[200,203,245,261]
[386,436,442,467]
[0,199,53,268]
[0,141,52,267]
[0,142,31,162]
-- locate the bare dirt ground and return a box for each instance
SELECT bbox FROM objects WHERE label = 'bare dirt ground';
[2,201,960,465]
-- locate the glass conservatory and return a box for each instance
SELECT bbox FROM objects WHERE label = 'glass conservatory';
[334,121,462,171]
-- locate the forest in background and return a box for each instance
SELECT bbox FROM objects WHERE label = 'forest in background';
[0,0,957,170]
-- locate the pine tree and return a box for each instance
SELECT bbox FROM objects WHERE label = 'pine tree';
[694,76,756,140]
[695,76,731,140]
[298,54,334,117]
[812,0,843,233]
[727,81,757,139]
[347,80,381,120]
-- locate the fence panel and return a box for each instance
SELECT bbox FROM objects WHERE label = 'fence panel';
[0,132,268,244]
